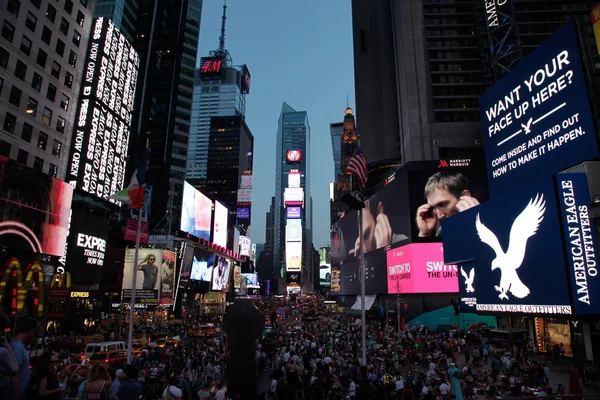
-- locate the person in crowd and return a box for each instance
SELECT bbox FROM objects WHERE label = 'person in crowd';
[11,317,38,400]
[109,369,126,400]
[162,375,182,400]
[0,312,19,400]
[37,351,64,400]
[84,364,112,400]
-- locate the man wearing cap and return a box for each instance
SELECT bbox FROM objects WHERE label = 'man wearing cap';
[109,369,126,400]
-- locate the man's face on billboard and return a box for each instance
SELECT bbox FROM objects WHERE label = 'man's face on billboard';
[426,187,461,220]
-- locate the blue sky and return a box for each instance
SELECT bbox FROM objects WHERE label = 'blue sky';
[197,1,355,249]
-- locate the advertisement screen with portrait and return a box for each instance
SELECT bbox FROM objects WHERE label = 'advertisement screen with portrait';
[233,263,242,289]
[66,210,108,284]
[286,241,302,271]
[211,256,231,291]
[179,243,193,289]
[0,156,73,257]
[339,248,387,295]
[408,161,489,242]
[122,248,175,304]
[181,182,213,240]
[387,243,458,294]
[443,177,572,315]
[213,201,228,248]
[242,273,259,287]
[191,247,216,282]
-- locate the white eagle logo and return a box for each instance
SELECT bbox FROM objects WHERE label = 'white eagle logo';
[461,267,475,293]
[475,194,546,300]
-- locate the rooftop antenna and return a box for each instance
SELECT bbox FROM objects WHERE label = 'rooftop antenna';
[218,0,227,51]
[346,93,349,108]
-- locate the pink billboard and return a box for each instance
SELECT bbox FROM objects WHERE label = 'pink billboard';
[387,243,458,294]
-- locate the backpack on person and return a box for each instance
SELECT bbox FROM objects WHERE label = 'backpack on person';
[166,385,179,400]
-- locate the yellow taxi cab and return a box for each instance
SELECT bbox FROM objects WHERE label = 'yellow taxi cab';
[189,324,216,337]
[87,350,128,366]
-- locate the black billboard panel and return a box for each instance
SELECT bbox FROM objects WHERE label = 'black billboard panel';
[339,248,387,295]
[66,210,108,284]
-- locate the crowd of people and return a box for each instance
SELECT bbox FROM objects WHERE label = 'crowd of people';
[0,297,595,400]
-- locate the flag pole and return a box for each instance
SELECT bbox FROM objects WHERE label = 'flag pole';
[127,204,142,363]
[358,139,367,368]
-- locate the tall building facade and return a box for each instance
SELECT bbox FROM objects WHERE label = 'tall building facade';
[93,0,138,43]
[203,115,253,238]
[330,122,343,177]
[330,108,358,221]
[129,0,202,234]
[274,102,312,293]
[351,0,598,165]
[0,0,95,180]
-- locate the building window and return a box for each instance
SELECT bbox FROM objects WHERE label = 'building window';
[46,4,57,22]
[21,122,33,143]
[30,0,41,9]
[64,71,73,88]
[55,39,65,57]
[31,72,43,92]
[26,12,38,32]
[51,61,60,79]
[80,0,88,7]
[76,11,85,27]
[42,107,52,126]
[7,0,20,17]
[1,21,15,43]
[8,86,22,107]
[41,26,52,45]
[26,98,38,117]
[20,36,32,56]
[46,83,57,101]
[36,49,47,68]
[52,140,61,157]
[0,77,3,95]
[3,113,17,134]
[17,149,28,164]
[33,156,43,171]
[60,94,69,111]
[60,18,69,36]
[68,50,77,67]
[56,116,65,134]
[15,60,27,81]
[0,46,8,68]
[72,31,81,47]
[65,0,74,14]
[48,163,58,177]
[37,131,48,150]
[0,141,11,157]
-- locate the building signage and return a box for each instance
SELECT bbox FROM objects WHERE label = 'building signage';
[284,187,304,206]
[288,171,300,188]
[592,4,600,54]
[286,150,302,163]
[286,241,302,272]
[286,207,302,219]
[443,177,572,314]
[76,233,106,266]
[199,57,223,76]
[556,173,600,314]
[67,17,139,203]
[239,236,251,257]
[70,291,90,298]
[67,211,108,284]
[286,219,302,242]
[287,272,301,284]
[237,188,252,203]
[479,21,598,198]
[236,207,250,220]
[484,0,509,28]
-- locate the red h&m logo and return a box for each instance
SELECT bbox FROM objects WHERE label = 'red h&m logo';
[200,60,222,74]
[438,160,449,168]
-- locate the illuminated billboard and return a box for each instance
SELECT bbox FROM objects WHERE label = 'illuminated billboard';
[319,263,331,286]
[239,236,251,257]
[233,264,242,289]
[122,248,176,304]
[237,207,250,220]
[67,18,139,202]
[286,219,302,242]
[66,210,108,284]
[0,156,73,257]
[286,150,302,163]
[213,201,228,248]
[190,247,216,282]
[286,241,302,272]
[241,273,259,287]
[237,189,252,203]
[288,171,300,188]
[284,187,304,206]
[180,182,212,240]
[199,57,223,77]
[211,256,231,291]
[386,243,458,294]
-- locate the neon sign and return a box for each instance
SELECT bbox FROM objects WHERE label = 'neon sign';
[200,58,222,75]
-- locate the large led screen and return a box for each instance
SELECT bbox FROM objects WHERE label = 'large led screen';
[286,207,302,219]
[180,182,212,240]
[212,256,231,291]
[66,210,108,284]
[387,243,458,294]
[241,273,259,287]
[320,263,331,286]
[122,248,176,304]
[213,201,228,248]
[190,247,216,282]
[286,241,302,271]
[443,177,572,315]
[479,21,598,198]
[286,219,302,242]
[239,236,251,257]
[67,17,139,202]
[233,264,242,289]
[339,248,387,295]
[0,156,73,257]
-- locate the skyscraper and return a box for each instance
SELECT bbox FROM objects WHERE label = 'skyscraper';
[187,2,250,182]
[330,122,343,177]
[0,0,95,179]
[93,0,138,43]
[330,108,358,220]
[129,0,202,235]
[275,102,312,293]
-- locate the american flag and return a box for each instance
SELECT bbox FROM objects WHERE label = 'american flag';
[346,147,368,188]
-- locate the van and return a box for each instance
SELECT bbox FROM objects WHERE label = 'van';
[84,341,128,359]
[87,350,128,366]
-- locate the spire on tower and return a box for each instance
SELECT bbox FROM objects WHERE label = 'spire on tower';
[218,0,227,51]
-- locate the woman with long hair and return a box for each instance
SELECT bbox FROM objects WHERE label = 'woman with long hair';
[37,352,64,400]
[84,364,112,400]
